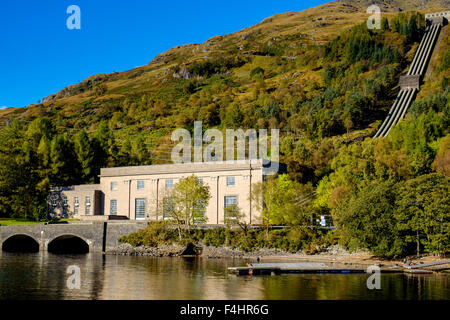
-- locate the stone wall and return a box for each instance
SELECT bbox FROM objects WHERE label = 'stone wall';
[0,221,148,252]
[104,221,148,250]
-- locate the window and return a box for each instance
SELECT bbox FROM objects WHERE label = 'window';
[85,196,91,215]
[51,198,57,207]
[163,197,174,220]
[165,179,173,189]
[193,201,207,224]
[224,196,238,208]
[198,177,203,183]
[110,181,118,191]
[62,196,68,215]
[110,199,117,215]
[74,197,79,215]
[224,196,238,221]
[226,176,235,186]
[137,180,145,190]
[135,198,146,220]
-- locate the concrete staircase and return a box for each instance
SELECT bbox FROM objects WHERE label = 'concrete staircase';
[374,15,445,138]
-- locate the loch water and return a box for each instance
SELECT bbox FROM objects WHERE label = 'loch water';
[0,252,448,300]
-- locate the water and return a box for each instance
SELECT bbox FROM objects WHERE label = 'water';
[0,252,448,300]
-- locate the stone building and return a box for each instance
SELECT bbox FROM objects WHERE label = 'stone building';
[48,159,282,225]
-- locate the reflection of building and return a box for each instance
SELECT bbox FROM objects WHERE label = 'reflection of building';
[99,256,266,300]
[49,160,283,225]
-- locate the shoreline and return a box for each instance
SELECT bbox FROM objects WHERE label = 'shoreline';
[106,243,450,270]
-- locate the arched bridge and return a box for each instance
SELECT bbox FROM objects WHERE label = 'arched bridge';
[0,221,147,253]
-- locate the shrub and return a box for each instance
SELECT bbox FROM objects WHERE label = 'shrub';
[119,221,178,246]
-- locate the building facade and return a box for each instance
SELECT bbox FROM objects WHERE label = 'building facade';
[50,160,279,225]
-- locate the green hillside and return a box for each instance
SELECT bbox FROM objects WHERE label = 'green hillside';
[0,0,448,257]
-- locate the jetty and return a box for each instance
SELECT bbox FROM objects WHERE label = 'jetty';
[228,260,450,276]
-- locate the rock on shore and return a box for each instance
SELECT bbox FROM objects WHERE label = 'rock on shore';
[106,243,186,256]
[200,246,306,259]
[106,243,310,258]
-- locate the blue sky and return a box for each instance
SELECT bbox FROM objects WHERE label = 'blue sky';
[0,0,328,109]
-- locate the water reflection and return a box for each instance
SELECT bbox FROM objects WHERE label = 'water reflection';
[0,252,448,300]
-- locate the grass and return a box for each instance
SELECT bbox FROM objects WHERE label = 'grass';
[0,218,39,226]
[0,218,80,226]
[58,219,80,222]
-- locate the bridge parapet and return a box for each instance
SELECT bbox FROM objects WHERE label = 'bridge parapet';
[0,221,147,252]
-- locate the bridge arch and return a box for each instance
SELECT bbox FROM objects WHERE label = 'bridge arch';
[2,234,40,253]
[47,234,90,254]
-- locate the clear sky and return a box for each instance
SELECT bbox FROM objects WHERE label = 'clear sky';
[0,0,328,109]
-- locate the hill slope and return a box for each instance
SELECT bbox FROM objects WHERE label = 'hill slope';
[1,2,447,164]
[2,1,446,113]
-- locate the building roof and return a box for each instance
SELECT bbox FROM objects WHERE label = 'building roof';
[99,159,274,177]
[66,184,100,192]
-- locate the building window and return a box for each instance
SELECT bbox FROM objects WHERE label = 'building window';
[163,197,174,220]
[224,196,238,208]
[110,199,117,216]
[224,196,238,221]
[193,201,207,224]
[74,197,79,215]
[85,196,91,215]
[198,177,203,183]
[226,176,235,186]
[137,180,145,190]
[62,196,68,216]
[51,198,57,207]
[135,198,146,220]
[110,181,118,191]
[165,179,173,189]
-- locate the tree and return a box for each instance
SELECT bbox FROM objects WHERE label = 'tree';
[335,180,407,258]
[250,174,315,231]
[224,203,249,235]
[381,17,389,31]
[432,135,450,176]
[50,134,81,185]
[395,174,449,256]
[93,121,117,167]
[25,117,55,149]
[323,64,334,86]
[0,121,48,220]
[166,175,211,238]
[74,130,96,183]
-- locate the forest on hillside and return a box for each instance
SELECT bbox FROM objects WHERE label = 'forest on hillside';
[0,12,448,258]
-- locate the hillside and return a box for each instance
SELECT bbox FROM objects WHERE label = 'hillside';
[2,1,447,131]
